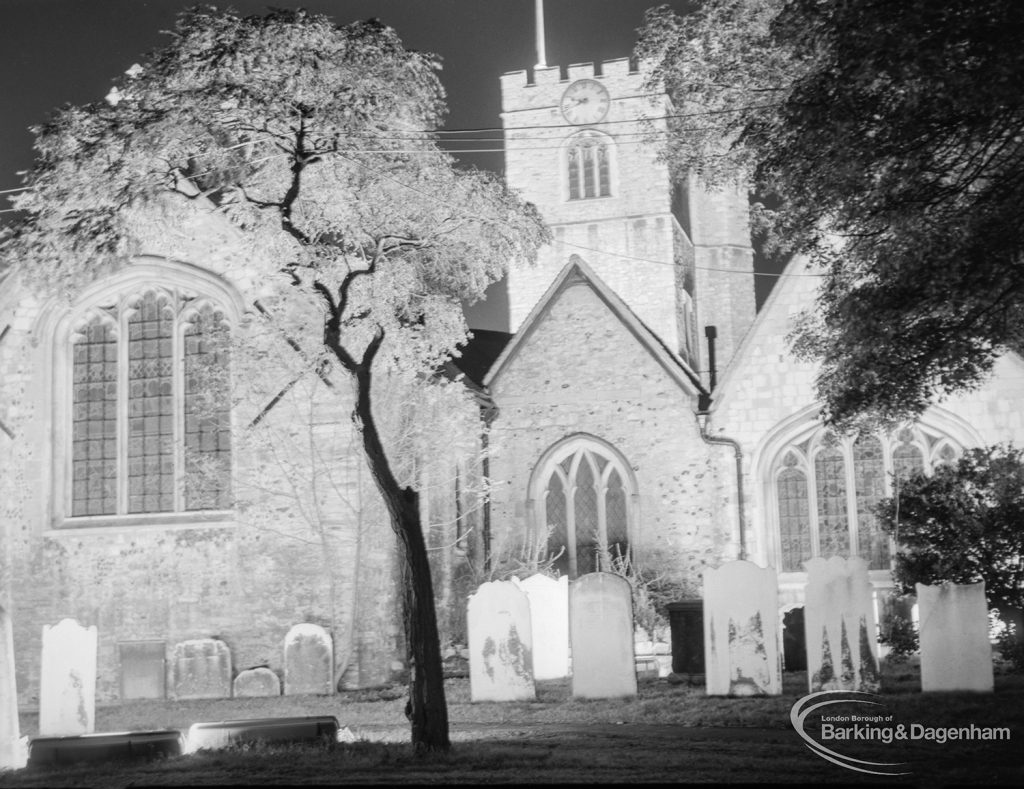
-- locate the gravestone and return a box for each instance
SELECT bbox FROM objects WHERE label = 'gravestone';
[804,556,880,693]
[570,573,637,699]
[467,580,535,701]
[0,606,21,769]
[512,574,569,680]
[38,618,98,736]
[169,639,232,700]
[118,641,166,700]
[667,600,705,675]
[283,624,334,695]
[782,608,807,672]
[703,561,781,696]
[917,582,993,692]
[234,667,282,697]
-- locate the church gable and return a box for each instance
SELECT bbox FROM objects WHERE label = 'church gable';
[486,257,703,404]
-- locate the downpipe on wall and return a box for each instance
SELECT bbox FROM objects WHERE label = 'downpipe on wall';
[696,325,747,561]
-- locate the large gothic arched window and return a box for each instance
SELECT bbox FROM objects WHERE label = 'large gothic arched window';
[532,436,634,578]
[68,286,232,518]
[770,425,962,573]
[566,132,612,201]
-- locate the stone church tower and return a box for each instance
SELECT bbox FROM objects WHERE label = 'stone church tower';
[499,59,756,380]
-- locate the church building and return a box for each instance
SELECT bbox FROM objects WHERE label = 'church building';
[2,40,1023,706]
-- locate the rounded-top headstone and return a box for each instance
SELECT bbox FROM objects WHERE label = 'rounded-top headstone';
[467,580,536,701]
[283,624,334,696]
[570,572,637,699]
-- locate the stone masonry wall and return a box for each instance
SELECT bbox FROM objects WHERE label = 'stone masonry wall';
[0,193,476,704]
[712,259,1024,578]
[488,280,736,592]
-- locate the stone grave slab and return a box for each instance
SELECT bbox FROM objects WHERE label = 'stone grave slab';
[512,574,569,680]
[467,580,535,701]
[570,572,637,699]
[703,561,781,696]
[283,624,333,696]
[169,639,232,700]
[233,667,282,697]
[39,618,98,736]
[804,556,880,693]
[917,581,993,693]
[0,606,21,768]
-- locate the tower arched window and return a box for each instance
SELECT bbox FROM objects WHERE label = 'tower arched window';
[66,285,232,519]
[532,435,634,578]
[768,425,962,573]
[566,132,612,201]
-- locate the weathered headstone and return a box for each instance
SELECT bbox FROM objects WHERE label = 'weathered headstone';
[782,607,807,672]
[169,639,232,700]
[38,618,97,736]
[283,624,334,696]
[118,641,166,700]
[667,600,705,676]
[804,556,880,693]
[570,573,637,699]
[233,667,282,697]
[917,582,994,692]
[0,606,22,768]
[703,561,781,696]
[512,574,569,680]
[467,580,535,701]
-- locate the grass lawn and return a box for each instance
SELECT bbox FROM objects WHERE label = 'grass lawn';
[2,663,1022,786]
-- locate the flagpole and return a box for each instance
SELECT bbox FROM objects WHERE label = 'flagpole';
[535,0,547,68]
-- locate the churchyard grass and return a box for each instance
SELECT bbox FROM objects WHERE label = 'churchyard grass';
[3,663,1023,786]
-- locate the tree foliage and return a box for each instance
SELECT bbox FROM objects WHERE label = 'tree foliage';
[3,6,547,751]
[637,0,1024,429]
[875,445,1024,610]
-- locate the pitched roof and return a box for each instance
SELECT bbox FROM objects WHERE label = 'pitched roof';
[484,255,707,398]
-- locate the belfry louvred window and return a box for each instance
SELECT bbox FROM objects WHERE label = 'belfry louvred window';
[567,133,611,200]
[70,288,231,517]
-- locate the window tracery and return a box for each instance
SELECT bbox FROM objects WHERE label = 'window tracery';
[533,436,633,578]
[68,287,231,518]
[770,426,961,573]
[566,132,612,200]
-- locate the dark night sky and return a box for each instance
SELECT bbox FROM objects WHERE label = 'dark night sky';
[0,0,713,329]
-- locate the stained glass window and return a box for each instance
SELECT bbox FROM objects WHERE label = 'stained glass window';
[184,303,231,510]
[815,445,850,558]
[539,442,631,578]
[777,454,811,572]
[774,427,960,573]
[853,435,888,570]
[72,318,119,516]
[69,288,231,518]
[545,472,569,577]
[893,431,925,483]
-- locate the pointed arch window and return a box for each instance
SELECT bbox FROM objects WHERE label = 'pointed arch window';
[770,426,962,573]
[777,452,811,572]
[534,437,634,578]
[566,132,612,200]
[69,288,231,518]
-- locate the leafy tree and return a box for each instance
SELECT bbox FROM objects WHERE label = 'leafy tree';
[3,7,547,751]
[637,0,1024,429]
[875,445,1024,611]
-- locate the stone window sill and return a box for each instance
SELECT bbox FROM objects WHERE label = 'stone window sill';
[46,511,235,537]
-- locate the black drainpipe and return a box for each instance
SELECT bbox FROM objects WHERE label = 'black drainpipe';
[696,325,747,561]
[481,407,495,574]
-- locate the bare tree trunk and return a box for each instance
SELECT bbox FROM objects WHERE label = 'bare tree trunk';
[351,362,450,752]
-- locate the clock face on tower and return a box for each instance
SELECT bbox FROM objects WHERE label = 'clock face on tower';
[560,79,610,125]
